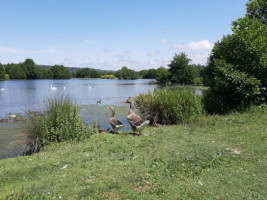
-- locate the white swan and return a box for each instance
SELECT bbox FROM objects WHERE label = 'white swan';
[63,86,66,90]
[88,84,92,90]
[51,85,57,91]
[0,88,5,91]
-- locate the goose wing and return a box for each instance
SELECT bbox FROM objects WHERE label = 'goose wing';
[127,113,144,127]
[110,117,123,127]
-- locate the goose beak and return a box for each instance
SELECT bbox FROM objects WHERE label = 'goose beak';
[125,101,128,103]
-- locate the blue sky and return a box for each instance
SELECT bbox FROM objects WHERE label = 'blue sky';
[0,0,247,70]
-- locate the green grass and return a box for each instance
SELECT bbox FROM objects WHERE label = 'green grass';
[0,106,266,199]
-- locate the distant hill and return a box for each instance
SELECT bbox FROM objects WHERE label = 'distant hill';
[36,65,113,74]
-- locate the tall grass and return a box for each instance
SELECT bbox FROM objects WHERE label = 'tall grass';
[135,87,203,125]
[24,95,96,154]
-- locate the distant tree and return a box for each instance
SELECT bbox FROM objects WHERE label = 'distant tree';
[5,63,26,79]
[143,69,157,79]
[21,58,38,79]
[0,62,5,80]
[156,66,171,84]
[76,68,102,78]
[115,66,138,80]
[50,65,71,79]
[169,52,194,84]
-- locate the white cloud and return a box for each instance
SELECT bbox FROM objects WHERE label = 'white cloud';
[173,40,213,52]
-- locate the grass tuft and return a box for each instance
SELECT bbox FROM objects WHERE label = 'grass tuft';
[135,86,204,125]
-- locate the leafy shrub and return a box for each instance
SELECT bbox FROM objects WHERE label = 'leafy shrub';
[43,96,93,143]
[25,95,96,154]
[203,60,264,114]
[135,87,203,125]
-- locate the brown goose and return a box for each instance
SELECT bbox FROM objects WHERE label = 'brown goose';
[107,106,124,133]
[125,97,149,135]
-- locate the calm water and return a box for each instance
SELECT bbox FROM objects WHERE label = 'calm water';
[0,79,158,159]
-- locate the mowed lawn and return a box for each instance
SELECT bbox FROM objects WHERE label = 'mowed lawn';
[0,106,266,199]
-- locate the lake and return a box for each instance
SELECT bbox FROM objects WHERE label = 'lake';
[0,79,159,159]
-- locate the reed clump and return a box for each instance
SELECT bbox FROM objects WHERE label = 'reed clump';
[24,95,95,154]
[135,87,203,125]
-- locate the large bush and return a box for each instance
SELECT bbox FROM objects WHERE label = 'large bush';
[135,87,203,125]
[203,60,263,114]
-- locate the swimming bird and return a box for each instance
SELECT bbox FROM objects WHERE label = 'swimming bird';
[0,88,5,91]
[107,106,124,134]
[88,84,92,90]
[97,99,101,104]
[51,85,57,91]
[8,114,16,118]
[0,118,8,122]
[63,86,66,90]
[125,97,149,135]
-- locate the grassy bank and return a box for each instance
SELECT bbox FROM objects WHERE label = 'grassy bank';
[0,106,266,199]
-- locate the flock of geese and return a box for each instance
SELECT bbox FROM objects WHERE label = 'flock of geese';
[108,97,150,135]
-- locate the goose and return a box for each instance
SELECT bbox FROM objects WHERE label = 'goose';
[97,99,101,104]
[107,106,124,133]
[125,97,149,135]
[51,85,57,91]
[0,88,5,91]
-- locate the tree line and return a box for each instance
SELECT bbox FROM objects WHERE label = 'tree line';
[0,58,206,82]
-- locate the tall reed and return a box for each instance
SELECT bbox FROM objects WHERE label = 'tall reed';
[24,95,95,154]
[135,87,203,125]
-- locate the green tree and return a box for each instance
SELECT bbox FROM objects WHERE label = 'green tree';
[246,0,267,24]
[169,52,194,84]
[115,66,138,80]
[76,68,102,78]
[143,69,157,79]
[203,0,267,113]
[5,63,26,79]
[50,65,71,79]
[0,63,5,80]
[156,66,171,84]
[21,58,38,79]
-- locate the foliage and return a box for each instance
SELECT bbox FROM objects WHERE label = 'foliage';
[50,65,71,79]
[115,66,138,80]
[43,96,93,143]
[76,68,102,78]
[135,87,203,125]
[203,60,264,114]
[204,2,267,114]
[246,0,267,24]
[156,66,171,84]
[24,96,96,154]
[21,59,38,79]
[169,52,194,84]
[1,106,267,199]
[140,68,157,79]
[5,63,26,79]
[0,62,5,80]
[100,74,117,79]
